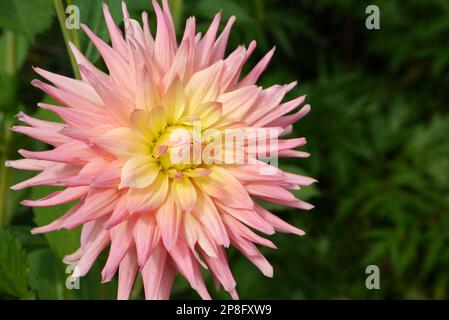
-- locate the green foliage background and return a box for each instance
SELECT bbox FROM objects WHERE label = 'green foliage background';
[1,0,448,299]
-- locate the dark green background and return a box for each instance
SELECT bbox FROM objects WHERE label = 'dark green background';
[1,0,448,299]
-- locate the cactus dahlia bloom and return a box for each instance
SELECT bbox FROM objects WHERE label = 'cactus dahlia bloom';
[7,1,315,299]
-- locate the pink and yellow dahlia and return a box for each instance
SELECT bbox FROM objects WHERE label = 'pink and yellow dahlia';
[7,1,315,299]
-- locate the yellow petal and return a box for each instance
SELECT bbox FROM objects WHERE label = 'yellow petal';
[120,156,159,189]
[130,109,156,141]
[165,77,186,125]
[147,105,167,137]
[185,61,223,114]
[194,101,222,129]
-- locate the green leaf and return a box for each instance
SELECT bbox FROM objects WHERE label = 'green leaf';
[10,226,48,252]
[0,33,29,75]
[20,290,37,300]
[27,249,66,300]
[72,0,122,64]
[0,0,54,40]
[27,247,119,300]
[31,186,81,260]
[0,227,28,297]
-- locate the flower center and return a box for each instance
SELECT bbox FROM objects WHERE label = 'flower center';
[152,126,200,175]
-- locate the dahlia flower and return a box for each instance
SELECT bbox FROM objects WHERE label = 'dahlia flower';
[7,0,315,299]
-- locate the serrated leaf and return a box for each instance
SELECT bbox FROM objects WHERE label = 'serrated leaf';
[27,249,66,300]
[27,248,118,300]
[0,227,28,297]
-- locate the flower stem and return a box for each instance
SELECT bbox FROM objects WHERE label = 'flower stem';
[0,115,12,226]
[53,0,81,79]
[5,31,16,75]
[66,0,81,49]
[0,31,16,225]
[170,0,184,32]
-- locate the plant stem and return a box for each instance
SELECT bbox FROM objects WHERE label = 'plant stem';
[66,0,81,49]
[170,0,184,32]
[0,115,12,226]
[53,0,81,79]
[5,31,15,75]
[0,31,16,225]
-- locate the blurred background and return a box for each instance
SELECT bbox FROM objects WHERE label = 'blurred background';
[1,0,449,300]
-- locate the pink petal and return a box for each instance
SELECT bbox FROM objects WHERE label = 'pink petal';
[238,47,275,88]
[254,203,305,236]
[169,242,211,300]
[211,16,236,63]
[21,186,88,207]
[102,220,134,282]
[117,246,138,300]
[132,214,160,267]
[157,194,181,250]
[127,173,169,214]
[141,243,175,300]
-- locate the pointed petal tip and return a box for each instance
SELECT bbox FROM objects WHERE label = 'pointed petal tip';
[30,227,43,235]
[304,203,315,210]
[31,79,42,88]
[151,0,161,10]
[101,270,114,284]
[68,41,77,51]
[15,111,25,120]
[230,289,239,300]
[37,102,48,110]
[262,264,274,278]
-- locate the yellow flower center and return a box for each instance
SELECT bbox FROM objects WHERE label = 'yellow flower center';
[152,126,201,176]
